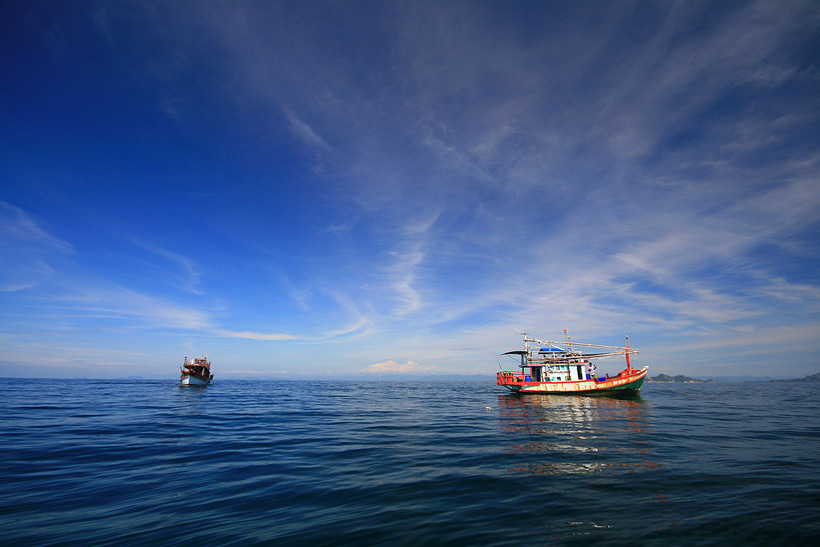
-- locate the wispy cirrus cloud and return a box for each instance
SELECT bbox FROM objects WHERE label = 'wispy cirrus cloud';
[0,202,73,253]
[0,202,74,292]
[55,285,213,331]
[4,1,818,378]
[130,240,204,295]
[284,108,331,152]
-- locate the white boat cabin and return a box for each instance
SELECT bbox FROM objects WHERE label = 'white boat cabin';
[504,346,597,382]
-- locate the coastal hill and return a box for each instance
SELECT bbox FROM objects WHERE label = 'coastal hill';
[650,374,714,383]
[770,372,820,383]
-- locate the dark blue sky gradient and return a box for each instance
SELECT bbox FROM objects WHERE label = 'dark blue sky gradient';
[2,0,819,378]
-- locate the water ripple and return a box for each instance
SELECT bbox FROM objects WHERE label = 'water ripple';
[1,379,819,545]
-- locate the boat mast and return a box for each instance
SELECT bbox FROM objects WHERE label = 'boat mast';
[625,336,632,373]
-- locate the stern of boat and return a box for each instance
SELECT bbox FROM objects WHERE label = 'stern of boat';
[497,371,524,391]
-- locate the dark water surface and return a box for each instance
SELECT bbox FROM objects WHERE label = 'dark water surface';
[1,379,819,546]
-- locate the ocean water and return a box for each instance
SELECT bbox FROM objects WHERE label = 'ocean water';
[1,379,819,546]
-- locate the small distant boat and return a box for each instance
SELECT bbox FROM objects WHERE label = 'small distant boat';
[497,331,647,396]
[180,356,213,386]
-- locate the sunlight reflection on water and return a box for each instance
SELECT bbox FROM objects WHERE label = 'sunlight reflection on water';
[497,393,657,475]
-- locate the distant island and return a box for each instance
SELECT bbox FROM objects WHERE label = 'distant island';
[770,372,820,383]
[650,374,713,383]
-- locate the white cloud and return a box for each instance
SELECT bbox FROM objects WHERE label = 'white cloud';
[211,329,297,341]
[131,240,204,295]
[60,286,214,330]
[361,360,440,374]
[284,108,331,152]
[384,244,425,314]
[224,369,290,374]
[0,202,74,292]
[5,1,819,377]
[0,202,74,253]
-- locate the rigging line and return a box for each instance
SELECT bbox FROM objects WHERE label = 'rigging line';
[646,378,711,397]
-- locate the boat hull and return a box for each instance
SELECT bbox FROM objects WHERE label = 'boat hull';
[499,366,648,396]
[180,374,210,386]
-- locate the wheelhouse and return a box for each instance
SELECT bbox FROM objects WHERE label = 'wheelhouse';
[502,347,595,383]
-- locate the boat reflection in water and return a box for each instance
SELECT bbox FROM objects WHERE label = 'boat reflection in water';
[497,393,657,476]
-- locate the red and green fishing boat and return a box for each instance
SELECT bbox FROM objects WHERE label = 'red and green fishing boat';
[497,331,647,396]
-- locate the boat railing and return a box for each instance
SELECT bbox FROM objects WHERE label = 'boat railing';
[497,371,524,384]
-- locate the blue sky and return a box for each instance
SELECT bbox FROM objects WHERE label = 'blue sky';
[2,0,819,379]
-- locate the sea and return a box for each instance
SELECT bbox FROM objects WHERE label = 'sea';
[1,378,819,546]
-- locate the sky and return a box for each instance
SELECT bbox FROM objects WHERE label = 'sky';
[1,0,819,379]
